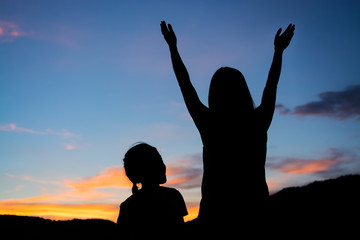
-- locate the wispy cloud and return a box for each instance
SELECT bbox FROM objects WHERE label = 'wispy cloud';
[65,167,131,192]
[0,123,78,138]
[5,173,63,186]
[0,123,44,134]
[4,172,117,204]
[275,104,291,115]
[269,158,336,174]
[0,19,84,48]
[276,85,360,121]
[65,145,78,150]
[0,123,80,150]
[0,20,22,42]
[166,154,203,189]
[267,148,360,178]
[4,185,25,194]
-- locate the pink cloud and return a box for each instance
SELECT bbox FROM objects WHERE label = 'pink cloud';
[10,30,20,37]
[65,167,132,191]
[65,145,78,150]
[271,158,336,174]
[0,20,22,42]
[0,123,44,134]
[166,154,202,189]
[267,148,359,178]
[0,123,79,139]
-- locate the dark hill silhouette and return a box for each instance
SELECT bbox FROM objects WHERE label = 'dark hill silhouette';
[186,174,359,238]
[0,215,116,240]
[268,174,360,238]
[1,175,359,239]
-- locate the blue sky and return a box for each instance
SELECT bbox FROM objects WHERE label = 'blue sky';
[1,0,359,221]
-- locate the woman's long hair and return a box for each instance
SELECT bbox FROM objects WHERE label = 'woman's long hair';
[208,67,254,116]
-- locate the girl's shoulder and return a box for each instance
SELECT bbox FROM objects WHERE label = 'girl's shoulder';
[158,186,183,197]
[120,194,137,209]
[159,187,188,216]
[121,187,182,206]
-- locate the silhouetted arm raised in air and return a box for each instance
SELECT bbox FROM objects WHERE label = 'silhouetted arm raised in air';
[257,24,295,130]
[161,21,207,124]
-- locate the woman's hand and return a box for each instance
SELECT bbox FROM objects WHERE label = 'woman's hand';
[274,24,295,52]
[161,21,177,48]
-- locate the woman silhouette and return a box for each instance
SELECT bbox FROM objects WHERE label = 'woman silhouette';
[161,21,294,231]
[116,143,188,237]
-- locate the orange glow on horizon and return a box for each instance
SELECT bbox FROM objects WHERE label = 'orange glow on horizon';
[0,200,199,223]
[184,206,199,222]
[0,201,119,222]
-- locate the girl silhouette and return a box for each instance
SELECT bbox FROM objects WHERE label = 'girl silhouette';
[161,21,294,230]
[116,143,188,237]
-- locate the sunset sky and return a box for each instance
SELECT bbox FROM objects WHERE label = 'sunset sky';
[1,0,359,222]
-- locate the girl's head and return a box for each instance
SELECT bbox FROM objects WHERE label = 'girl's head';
[208,67,254,115]
[123,143,166,193]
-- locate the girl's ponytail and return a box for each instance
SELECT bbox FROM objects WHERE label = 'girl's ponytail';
[132,183,139,194]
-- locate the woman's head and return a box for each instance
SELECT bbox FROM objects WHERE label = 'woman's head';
[123,143,166,193]
[208,67,254,115]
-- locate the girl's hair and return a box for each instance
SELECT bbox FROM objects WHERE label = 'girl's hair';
[123,143,166,194]
[208,67,254,114]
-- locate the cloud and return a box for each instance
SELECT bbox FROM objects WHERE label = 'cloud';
[65,167,132,192]
[5,173,63,186]
[65,145,78,150]
[276,85,360,120]
[46,128,79,139]
[267,148,360,178]
[0,20,84,48]
[275,104,291,115]
[4,185,25,194]
[166,154,203,189]
[0,123,82,151]
[5,172,116,202]
[0,123,78,138]
[269,158,336,174]
[0,21,22,42]
[0,123,44,134]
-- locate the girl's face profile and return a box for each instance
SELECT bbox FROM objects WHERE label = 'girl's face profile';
[157,161,167,184]
[124,143,167,186]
